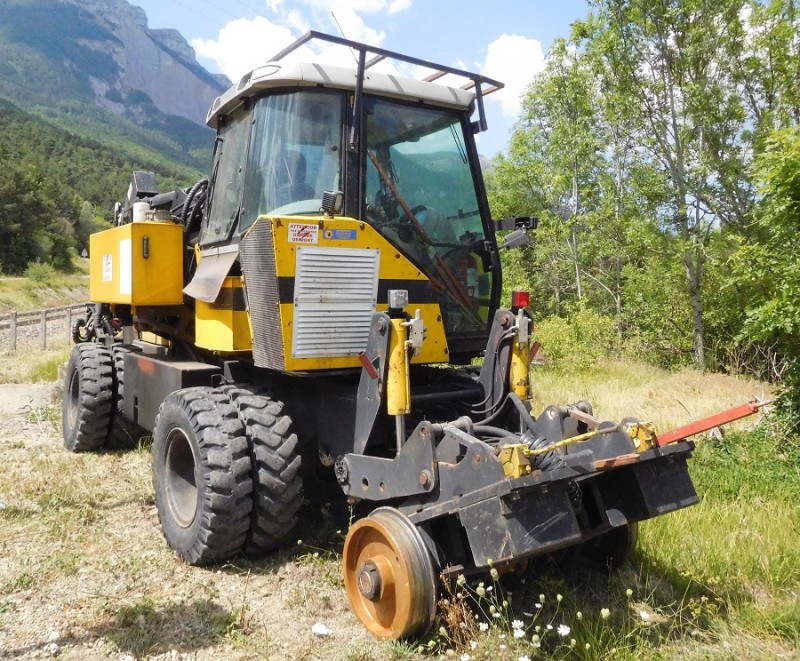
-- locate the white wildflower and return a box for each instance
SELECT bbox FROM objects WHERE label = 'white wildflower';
[513,628,526,639]
[640,610,651,621]
[512,619,524,630]
[600,607,610,620]
[557,623,571,637]
[479,621,489,632]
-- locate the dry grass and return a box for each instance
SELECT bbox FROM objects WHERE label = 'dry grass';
[530,359,773,433]
[0,271,88,313]
[0,358,794,660]
[0,346,72,383]
[0,397,393,660]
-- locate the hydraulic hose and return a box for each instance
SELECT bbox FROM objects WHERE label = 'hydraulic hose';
[520,429,583,512]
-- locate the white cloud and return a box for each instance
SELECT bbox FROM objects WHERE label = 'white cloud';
[388,0,412,13]
[192,0,417,81]
[192,18,296,80]
[480,34,545,118]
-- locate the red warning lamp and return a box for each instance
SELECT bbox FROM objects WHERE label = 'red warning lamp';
[511,290,530,311]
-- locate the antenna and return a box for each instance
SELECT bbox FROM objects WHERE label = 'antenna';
[330,12,358,64]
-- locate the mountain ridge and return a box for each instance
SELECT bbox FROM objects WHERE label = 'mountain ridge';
[0,0,231,171]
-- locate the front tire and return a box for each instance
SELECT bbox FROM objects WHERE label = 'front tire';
[152,387,253,565]
[222,386,303,556]
[62,343,114,452]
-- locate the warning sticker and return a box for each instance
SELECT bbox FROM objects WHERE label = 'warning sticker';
[288,223,319,244]
[102,254,112,282]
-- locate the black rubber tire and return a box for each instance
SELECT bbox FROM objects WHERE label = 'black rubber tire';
[107,344,146,449]
[152,387,253,565]
[222,385,303,557]
[578,521,639,571]
[71,317,92,343]
[62,343,114,452]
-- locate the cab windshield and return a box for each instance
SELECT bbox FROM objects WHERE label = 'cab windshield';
[242,90,344,229]
[364,97,492,335]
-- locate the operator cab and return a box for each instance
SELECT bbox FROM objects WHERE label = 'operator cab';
[200,31,504,356]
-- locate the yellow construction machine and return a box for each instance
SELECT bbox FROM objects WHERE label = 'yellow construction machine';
[63,32,702,639]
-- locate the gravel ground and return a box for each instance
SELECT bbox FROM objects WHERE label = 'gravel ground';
[0,384,397,661]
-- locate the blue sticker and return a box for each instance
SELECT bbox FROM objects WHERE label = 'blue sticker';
[329,229,357,240]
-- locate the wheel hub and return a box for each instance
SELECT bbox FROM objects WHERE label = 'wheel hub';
[357,560,382,600]
[164,427,199,529]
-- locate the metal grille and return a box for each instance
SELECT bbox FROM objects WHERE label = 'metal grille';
[292,247,380,358]
[239,220,284,370]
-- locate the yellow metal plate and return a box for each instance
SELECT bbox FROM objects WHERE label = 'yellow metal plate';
[89,222,184,306]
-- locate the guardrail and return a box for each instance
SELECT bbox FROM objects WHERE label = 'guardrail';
[0,304,87,351]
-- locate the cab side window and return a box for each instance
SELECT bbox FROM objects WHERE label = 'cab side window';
[200,109,251,246]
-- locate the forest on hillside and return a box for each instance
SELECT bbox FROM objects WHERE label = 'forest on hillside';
[0,98,203,273]
[487,0,799,423]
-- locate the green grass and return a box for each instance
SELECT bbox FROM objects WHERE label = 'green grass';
[0,262,88,312]
[0,350,794,659]
[418,366,798,660]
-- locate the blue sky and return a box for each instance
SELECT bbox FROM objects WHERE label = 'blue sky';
[131,0,590,155]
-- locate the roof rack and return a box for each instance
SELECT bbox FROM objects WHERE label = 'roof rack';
[269,31,504,133]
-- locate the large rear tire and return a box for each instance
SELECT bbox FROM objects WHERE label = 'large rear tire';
[152,387,253,565]
[62,343,114,452]
[222,385,303,556]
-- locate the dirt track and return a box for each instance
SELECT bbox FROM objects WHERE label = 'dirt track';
[0,382,395,660]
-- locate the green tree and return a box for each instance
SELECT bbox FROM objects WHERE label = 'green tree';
[736,126,800,426]
[583,0,754,369]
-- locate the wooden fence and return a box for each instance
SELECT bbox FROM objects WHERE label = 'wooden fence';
[0,304,87,351]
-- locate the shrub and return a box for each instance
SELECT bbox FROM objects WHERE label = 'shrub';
[24,261,56,283]
[534,309,619,371]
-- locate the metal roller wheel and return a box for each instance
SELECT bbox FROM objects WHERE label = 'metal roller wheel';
[343,507,437,639]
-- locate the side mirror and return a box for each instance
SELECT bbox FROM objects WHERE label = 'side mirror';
[495,216,538,231]
[502,229,530,250]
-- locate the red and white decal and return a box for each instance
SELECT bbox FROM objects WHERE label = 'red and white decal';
[288,223,319,244]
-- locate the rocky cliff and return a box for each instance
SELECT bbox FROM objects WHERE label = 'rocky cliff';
[67,0,230,126]
[0,0,230,130]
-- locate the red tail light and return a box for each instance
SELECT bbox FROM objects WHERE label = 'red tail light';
[511,290,530,310]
